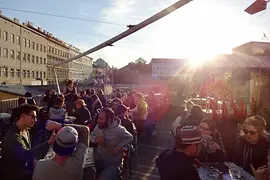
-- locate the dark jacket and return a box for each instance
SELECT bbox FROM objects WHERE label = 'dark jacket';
[156,149,201,180]
[0,125,49,180]
[199,130,227,162]
[235,136,269,175]
[92,99,103,119]
[181,113,204,127]
[74,106,92,125]
[99,95,107,107]
[118,116,137,146]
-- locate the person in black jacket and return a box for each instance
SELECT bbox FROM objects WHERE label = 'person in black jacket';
[98,89,107,107]
[235,115,269,175]
[156,126,202,180]
[74,99,92,125]
[0,104,56,180]
[182,105,204,127]
[198,118,226,162]
[91,94,103,121]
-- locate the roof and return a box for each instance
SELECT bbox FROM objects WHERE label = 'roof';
[151,58,186,63]
[0,85,44,96]
[204,54,270,68]
[233,41,270,52]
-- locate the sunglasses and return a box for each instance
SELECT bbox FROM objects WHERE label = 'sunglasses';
[243,129,258,135]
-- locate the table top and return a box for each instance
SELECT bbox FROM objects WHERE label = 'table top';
[44,146,94,168]
[197,162,254,180]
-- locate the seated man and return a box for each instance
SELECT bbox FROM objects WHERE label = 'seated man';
[156,126,202,180]
[1,104,55,180]
[33,121,90,180]
[91,108,133,180]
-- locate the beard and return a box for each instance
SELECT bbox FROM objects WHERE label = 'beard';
[98,123,108,129]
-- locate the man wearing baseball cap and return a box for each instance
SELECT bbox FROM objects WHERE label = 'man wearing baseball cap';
[156,126,202,180]
[33,121,90,180]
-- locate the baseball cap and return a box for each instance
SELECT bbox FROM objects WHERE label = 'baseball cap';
[53,126,78,156]
[176,125,202,145]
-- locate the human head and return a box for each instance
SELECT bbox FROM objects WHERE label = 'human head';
[18,97,27,106]
[98,90,104,97]
[116,88,120,93]
[90,89,95,96]
[190,105,203,117]
[80,90,86,98]
[76,99,86,109]
[199,118,217,136]
[134,93,143,105]
[85,89,91,96]
[116,93,122,99]
[115,104,128,117]
[53,126,78,156]
[175,126,202,157]
[54,97,64,108]
[186,100,195,112]
[112,98,123,110]
[66,80,74,88]
[97,108,115,129]
[24,92,32,98]
[122,93,127,102]
[15,104,39,129]
[242,115,267,144]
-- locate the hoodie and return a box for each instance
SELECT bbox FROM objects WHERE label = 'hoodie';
[90,117,133,165]
[49,106,66,122]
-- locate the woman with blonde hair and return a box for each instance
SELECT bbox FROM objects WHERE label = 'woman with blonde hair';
[235,115,269,175]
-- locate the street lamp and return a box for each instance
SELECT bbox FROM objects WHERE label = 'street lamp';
[245,0,268,15]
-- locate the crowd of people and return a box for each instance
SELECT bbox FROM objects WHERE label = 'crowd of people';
[156,102,270,180]
[0,80,159,180]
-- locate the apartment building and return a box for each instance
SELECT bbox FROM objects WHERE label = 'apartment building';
[0,13,47,85]
[82,55,92,82]
[46,36,69,85]
[68,45,82,82]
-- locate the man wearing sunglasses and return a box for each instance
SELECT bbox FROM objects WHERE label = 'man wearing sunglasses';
[0,104,56,180]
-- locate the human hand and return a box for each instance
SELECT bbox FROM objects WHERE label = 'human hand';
[95,137,105,144]
[47,131,57,145]
[254,166,268,180]
[211,143,221,151]
[46,120,62,131]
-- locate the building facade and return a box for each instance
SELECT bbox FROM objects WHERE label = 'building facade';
[81,55,92,82]
[0,13,47,85]
[68,45,82,82]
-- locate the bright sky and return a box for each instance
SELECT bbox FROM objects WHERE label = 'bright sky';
[1,0,270,68]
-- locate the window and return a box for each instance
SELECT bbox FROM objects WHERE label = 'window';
[10,34,15,43]
[17,69,20,77]
[27,70,30,78]
[43,72,46,79]
[36,43,39,51]
[27,40,30,48]
[40,57,42,64]
[32,55,35,63]
[43,58,46,64]
[40,71,42,79]
[0,47,1,57]
[40,44,42,52]
[4,67,8,77]
[16,51,20,60]
[36,71,38,78]
[10,50,14,59]
[36,56,39,64]
[23,53,26,61]
[43,46,46,53]
[23,70,26,78]
[10,69,14,77]
[4,31,8,41]
[32,42,35,50]
[3,48,8,58]
[23,38,26,47]
[48,46,50,53]
[32,71,35,78]
[16,36,20,45]
[27,54,30,62]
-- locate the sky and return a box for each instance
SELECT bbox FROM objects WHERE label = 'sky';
[1,0,270,68]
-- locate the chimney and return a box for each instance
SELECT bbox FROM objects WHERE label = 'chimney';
[43,30,47,34]
[38,27,42,31]
[22,22,26,26]
[28,22,33,27]
[13,18,19,23]
[0,10,2,15]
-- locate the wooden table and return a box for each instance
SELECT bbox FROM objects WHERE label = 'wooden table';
[197,162,254,180]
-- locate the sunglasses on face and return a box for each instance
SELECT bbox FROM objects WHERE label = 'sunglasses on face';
[243,129,258,135]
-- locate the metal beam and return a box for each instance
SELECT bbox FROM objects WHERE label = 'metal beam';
[53,0,193,67]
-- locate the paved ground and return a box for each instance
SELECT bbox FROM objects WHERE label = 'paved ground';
[124,115,175,180]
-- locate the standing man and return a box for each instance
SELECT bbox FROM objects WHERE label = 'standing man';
[91,108,133,180]
[0,104,56,180]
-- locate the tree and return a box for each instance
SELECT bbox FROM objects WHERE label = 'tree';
[135,58,147,64]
